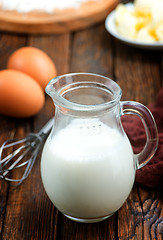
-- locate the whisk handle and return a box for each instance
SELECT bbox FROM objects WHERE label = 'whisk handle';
[38,118,54,136]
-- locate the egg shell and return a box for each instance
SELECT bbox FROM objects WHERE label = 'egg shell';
[7,46,57,90]
[0,69,45,118]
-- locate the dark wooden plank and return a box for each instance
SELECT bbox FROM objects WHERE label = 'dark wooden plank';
[117,185,144,240]
[70,23,114,78]
[114,41,162,105]
[57,214,115,240]
[138,186,163,240]
[0,119,16,240]
[0,33,27,239]
[1,33,70,239]
[114,38,162,239]
[0,33,27,70]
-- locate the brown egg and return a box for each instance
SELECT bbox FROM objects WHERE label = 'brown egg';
[7,46,57,90]
[0,69,45,118]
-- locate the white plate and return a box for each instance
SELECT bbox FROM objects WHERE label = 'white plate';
[105,3,163,50]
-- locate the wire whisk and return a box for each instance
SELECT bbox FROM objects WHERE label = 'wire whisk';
[0,118,54,186]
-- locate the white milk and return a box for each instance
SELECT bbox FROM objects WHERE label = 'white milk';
[41,119,135,220]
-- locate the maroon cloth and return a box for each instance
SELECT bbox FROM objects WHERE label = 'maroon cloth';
[122,88,163,188]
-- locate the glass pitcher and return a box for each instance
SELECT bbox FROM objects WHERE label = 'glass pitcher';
[41,73,158,223]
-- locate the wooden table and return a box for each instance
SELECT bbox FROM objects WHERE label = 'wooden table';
[0,1,162,239]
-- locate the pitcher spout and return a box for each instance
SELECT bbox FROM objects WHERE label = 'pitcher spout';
[45,77,59,99]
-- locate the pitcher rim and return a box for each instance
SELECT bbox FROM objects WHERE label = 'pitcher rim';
[45,73,122,112]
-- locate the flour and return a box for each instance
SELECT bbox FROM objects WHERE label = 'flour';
[0,0,98,13]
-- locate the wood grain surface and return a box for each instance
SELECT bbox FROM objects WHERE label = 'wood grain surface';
[0,0,162,239]
[0,0,118,34]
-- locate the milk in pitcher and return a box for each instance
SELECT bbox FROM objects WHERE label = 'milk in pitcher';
[41,118,135,222]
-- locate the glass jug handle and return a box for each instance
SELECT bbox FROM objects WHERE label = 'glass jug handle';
[120,101,158,170]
